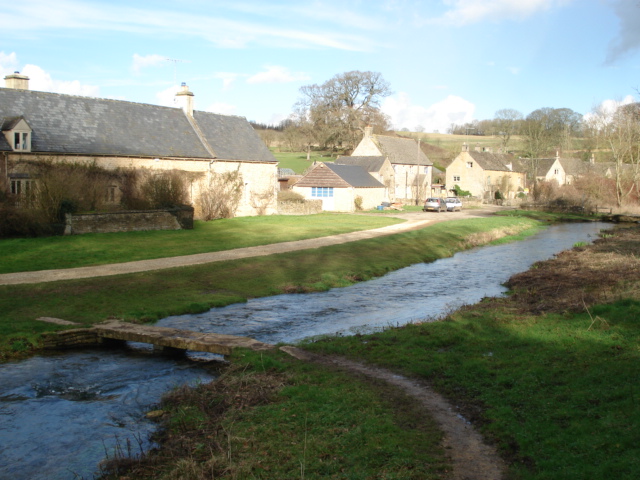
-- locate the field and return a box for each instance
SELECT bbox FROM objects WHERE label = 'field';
[271,150,335,174]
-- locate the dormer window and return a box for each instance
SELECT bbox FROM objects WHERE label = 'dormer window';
[2,117,32,152]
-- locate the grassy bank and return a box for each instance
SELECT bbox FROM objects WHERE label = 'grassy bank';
[103,223,640,480]
[0,216,538,358]
[0,214,402,274]
[102,350,449,479]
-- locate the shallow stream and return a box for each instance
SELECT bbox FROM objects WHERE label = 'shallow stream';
[0,221,608,479]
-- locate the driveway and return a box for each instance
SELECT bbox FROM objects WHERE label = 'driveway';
[0,205,506,286]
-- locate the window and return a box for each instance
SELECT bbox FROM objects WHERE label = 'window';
[106,186,117,203]
[467,162,473,168]
[311,187,334,197]
[453,176,461,182]
[554,169,559,175]
[13,132,30,151]
[10,179,34,196]
[486,176,491,185]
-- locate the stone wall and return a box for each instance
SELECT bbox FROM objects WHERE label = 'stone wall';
[277,199,323,215]
[65,206,194,235]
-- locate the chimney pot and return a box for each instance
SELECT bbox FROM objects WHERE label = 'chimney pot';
[4,72,30,90]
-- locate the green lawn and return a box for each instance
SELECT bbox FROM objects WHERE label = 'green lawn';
[0,216,539,358]
[0,214,402,273]
[272,150,335,174]
[304,298,640,480]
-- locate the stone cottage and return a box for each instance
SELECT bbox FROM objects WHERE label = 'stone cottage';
[0,73,278,218]
[351,127,432,204]
[446,144,526,199]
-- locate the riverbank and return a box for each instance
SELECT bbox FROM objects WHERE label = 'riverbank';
[0,215,541,359]
[100,223,640,480]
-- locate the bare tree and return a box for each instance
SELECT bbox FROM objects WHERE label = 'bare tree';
[494,108,523,150]
[586,102,640,206]
[522,107,582,158]
[293,71,393,151]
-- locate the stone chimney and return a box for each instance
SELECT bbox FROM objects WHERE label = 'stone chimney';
[175,82,194,116]
[474,143,481,152]
[461,143,469,152]
[364,125,373,138]
[4,71,29,90]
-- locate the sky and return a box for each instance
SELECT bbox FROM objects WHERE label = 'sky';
[1,0,640,134]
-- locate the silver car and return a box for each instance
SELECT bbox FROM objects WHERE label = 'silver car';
[423,197,447,212]
[444,197,463,212]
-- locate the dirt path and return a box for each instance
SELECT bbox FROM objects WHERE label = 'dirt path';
[281,346,506,480]
[0,206,503,286]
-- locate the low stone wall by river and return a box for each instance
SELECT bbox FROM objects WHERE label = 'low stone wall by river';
[64,206,194,235]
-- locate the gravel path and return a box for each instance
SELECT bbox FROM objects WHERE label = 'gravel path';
[0,207,501,286]
[281,346,506,480]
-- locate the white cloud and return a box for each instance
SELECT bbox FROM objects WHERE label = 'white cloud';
[0,52,20,77]
[1,53,99,96]
[606,0,640,64]
[426,0,574,26]
[21,64,100,96]
[206,102,237,116]
[155,85,180,108]
[247,66,310,84]
[1,0,372,51]
[382,92,475,133]
[132,54,168,75]
[583,95,636,123]
[507,66,520,75]
[215,72,244,90]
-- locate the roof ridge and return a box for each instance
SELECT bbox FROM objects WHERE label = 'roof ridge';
[183,111,217,159]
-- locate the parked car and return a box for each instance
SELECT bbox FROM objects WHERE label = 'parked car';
[423,197,447,212]
[444,197,463,212]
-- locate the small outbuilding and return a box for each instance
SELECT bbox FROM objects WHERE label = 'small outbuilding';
[292,162,385,212]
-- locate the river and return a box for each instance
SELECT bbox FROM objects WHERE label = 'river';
[0,221,608,479]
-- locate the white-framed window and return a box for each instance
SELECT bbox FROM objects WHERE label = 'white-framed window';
[467,162,473,168]
[486,176,491,186]
[453,176,461,182]
[554,169,559,175]
[311,187,334,198]
[12,132,30,151]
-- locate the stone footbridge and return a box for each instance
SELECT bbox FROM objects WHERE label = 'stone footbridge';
[41,320,273,356]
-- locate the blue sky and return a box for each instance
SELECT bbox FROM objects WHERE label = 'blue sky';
[2,0,639,133]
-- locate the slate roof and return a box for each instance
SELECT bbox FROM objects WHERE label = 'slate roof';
[335,156,387,172]
[326,163,384,187]
[512,158,559,177]
[294,162,383,188]
[466,151,520,172]
[559,157,591,176]
[0,88,276,163]
[373,135,432,166]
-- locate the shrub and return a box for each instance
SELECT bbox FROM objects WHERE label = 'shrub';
[453,184,472,197]
[139,170,189,209]
[277,190,305,203]
[354,195,363,211]
[199,170,243,220]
